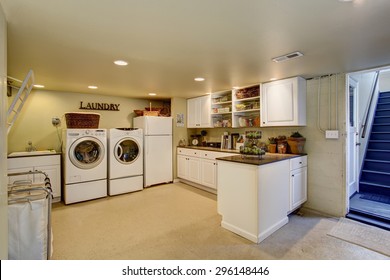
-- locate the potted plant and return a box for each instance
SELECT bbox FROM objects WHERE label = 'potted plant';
[287,131,306,154]
[268,137,277,153]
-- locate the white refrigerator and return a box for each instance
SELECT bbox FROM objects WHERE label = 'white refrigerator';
[133,116,173,187]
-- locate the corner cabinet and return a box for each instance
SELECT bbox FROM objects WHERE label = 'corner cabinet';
[187,95,212,128]
[261,77,306,127]
[177,147,236,192]
[7,154,62,203]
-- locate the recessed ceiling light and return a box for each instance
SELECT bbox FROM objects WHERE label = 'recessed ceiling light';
[148,93,157,96]
[88,85,98,89]
[114,60,128,66]
[194,77,205,82]
[33,84,45,88]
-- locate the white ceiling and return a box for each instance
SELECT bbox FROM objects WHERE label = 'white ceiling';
[2,0,390,99]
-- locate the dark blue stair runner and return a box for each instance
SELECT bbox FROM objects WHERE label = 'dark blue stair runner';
[360,91,390,197]
[348,91,390,230]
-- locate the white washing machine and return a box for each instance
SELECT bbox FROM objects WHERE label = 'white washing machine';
[62,129,107,204]
[108,128,143,196]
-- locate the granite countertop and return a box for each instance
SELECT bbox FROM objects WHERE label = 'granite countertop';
[178,145,306,166]
[216,153,305,166]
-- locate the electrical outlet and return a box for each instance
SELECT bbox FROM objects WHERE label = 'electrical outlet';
[325,130,339,139]
[52,117,61,127]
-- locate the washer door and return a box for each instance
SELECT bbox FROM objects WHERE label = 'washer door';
[114,138,140,164]
[69,137,105,169]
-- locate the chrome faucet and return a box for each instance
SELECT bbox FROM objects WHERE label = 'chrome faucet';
[26,141,37,152]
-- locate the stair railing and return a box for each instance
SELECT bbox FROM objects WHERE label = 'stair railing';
[361,71,380,138]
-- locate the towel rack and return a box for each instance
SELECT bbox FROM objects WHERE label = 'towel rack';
[8,170,53,260]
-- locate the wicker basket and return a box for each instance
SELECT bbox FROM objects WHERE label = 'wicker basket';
[65,112,100,128]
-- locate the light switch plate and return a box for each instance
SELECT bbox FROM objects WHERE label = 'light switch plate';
[325,130,339,139]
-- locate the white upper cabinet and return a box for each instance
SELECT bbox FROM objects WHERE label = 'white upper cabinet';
[187,95,212,128]
[261,77,306,127]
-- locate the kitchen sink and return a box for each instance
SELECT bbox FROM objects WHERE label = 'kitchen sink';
[8,150,56,157]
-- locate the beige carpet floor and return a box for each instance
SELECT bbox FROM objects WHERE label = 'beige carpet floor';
[51,182,390,260]
[328,217,390,257]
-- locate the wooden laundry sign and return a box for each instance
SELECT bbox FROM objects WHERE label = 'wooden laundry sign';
[79,101,120,111]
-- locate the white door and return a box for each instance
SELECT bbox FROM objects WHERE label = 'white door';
[347,77,359,198]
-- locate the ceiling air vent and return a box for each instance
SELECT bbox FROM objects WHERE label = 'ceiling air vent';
[272,51,304,63]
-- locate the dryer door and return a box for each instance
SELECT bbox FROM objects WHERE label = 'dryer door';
[115,138,140,164]
[69,136,105,169]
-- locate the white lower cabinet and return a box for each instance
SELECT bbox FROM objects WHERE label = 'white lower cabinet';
[7,154,62,202]
[200,158,217,189]
[289,156,307,213]
[177,148,236,191]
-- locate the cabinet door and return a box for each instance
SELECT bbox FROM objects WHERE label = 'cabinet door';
[290,167,307,211]
[187,98,200,128]
[201,159,217,189]
[187,157,201,183]
[187,96,212,128]
[261,77,306,127]
[177,155,188,179]
[199,95,212,128]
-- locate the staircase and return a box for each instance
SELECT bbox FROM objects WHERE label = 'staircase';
[360,91,390,196]
[347,91,390,230]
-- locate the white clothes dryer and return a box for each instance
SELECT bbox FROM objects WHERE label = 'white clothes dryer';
[62,129,107,204]
[108,128,143,195]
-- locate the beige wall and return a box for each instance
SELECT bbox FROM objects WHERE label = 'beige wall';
[301,75,346,217]
[171,97,188,178]
[7,90,165,153]
[0,2,8,259]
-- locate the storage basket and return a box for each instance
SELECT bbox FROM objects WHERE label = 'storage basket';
[65,112,100,128]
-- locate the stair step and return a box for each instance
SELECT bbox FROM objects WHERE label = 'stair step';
[375,109,390,117]
[368,140,390,150]
[370,132,390,140]
[346,212,390,231]
[378,97,390,104]
[380,91,390,98]
[360,181,390,196]
[377,102,390,110]
[371,123,390,132]
[363,159,390,172]
[361,169,390,185]
[366,149,390,160]
[374,116,390,124]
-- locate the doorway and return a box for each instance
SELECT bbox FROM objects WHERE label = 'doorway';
[346,70,390,230]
